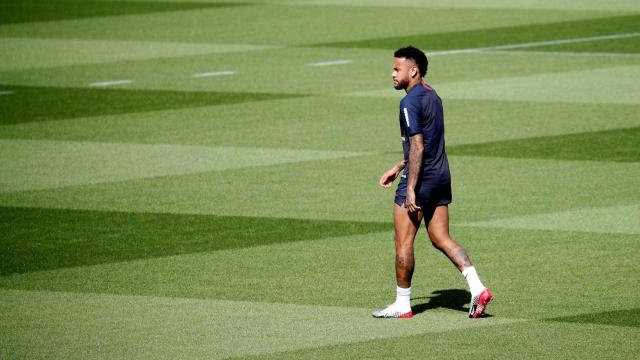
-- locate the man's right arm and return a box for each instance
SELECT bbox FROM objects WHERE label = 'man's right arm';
[379,159,405,188]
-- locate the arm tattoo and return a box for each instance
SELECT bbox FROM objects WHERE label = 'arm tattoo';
[407,134,424,191]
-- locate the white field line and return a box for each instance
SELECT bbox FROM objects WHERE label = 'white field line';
[193,70,237,78]
[481,50,640,58]
[0,90,14,96]
[89,80,134,87]
[308,59,353,67]
[429,32,640,56]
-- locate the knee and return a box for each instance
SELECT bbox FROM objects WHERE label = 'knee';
[429,233,454,251]
[396,240,414,254]
[395,231,414,246]
[430,239,449,252]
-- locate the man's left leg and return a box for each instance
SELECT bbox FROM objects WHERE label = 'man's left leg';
[426,205,492,318]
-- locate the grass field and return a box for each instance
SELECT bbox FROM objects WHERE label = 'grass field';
[1,0,639,358]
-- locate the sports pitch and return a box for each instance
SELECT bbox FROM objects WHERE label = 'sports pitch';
[1,0,639,358]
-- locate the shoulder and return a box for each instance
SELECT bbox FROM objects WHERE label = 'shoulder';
[399,95,416,111]
[401,88,423,108]
[422,84,442,105]
[419,82,439,97]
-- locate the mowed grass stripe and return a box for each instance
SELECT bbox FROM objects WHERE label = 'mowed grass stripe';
[0,85,306,125]
[347,49,640,98]
[1,154,637,224]
[523,34,640,54]
[0,289,521,360]
[0,0,244,24]
[2,96,639,152]
[435,64,640,104]
[429,33,640,56]
[443,100,640,146]
[314,14,640,51]
[0,5,607,46]
[0,139,365,192]
[448,127,640,162]
[242,320,640,359]
[546,308,640,328]
[2,227,637,358]
[0,206,389,275]
[3,43,636,96]
[3,227,637,317]
[0,37,275,71]
[285,0,640,12]
[460,204,640,235]
[0,95,397,151]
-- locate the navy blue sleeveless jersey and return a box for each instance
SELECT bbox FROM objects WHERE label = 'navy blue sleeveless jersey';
[396,81,451,205]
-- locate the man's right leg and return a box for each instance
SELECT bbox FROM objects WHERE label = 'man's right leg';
[372,204,423,318]
[394,204,423,288]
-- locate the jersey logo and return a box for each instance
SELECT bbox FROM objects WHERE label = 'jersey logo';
[403,107,410,127]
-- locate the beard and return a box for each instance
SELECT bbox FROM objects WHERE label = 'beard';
[393,79,406,90]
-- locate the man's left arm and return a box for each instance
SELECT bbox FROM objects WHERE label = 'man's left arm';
[405,133,424,212]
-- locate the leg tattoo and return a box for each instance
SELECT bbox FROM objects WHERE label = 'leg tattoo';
[395,253,415,288]
[450,246,472,270]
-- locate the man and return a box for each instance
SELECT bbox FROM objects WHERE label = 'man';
[372,46,492,319]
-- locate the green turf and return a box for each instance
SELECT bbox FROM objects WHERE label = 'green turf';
[0,206,389,275]
[0,85,305,125]
[0,94,397,150]
[316,14,640,50]
[0,288,522,360]
[0,5,615,45]
[2,225,638,318]
[2,44,638,95]
[448,126,640,162]
[0,0,241,25]
[548,308,640,328]
[1,0,639,358]
[461,203,640,235]
[443,100,640,146]
[435,64,640,105]
[0,153,637,224]
[1,96,638,153]
[235,321,640,359]
[531,35,640,53]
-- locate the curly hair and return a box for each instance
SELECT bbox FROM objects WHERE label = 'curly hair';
[394,46,428,77]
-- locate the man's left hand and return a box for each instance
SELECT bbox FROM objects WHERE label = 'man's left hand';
[405,190,421,212]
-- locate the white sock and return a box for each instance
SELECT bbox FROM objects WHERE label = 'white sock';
[462,266,485,296]
[395,286,412,311]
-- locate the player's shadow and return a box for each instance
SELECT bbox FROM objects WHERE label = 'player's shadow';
[412,289,477,315]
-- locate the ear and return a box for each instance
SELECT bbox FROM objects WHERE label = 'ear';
[410,66,418,78]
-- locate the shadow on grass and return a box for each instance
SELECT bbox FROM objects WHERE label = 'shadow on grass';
[412,289,492,317]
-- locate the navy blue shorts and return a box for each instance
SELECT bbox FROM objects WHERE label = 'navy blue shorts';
[395,182,452,208]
